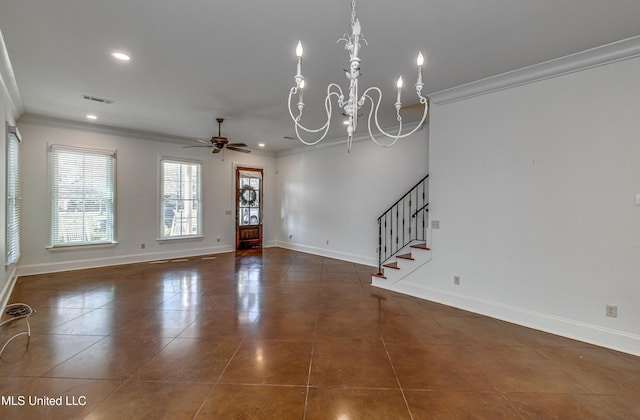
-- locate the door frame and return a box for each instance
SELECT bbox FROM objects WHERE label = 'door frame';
[234,165,263,250]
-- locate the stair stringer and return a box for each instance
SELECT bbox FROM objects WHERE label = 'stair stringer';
[372,240,432,288]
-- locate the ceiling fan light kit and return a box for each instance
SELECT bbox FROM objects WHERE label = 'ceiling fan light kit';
[288,0,429,152]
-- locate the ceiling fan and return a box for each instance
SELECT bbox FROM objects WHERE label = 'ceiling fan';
[185,118,251,154]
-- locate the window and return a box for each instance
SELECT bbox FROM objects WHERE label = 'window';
[160,159,201,239]
[49,145,116,246]
[6,125,21,264]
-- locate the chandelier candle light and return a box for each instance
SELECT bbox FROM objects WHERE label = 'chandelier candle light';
[288,0,428,152]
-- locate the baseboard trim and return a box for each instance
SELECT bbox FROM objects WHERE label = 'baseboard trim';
[0,266,19,309]
[17,245,235,276]
[375,280,640,357]
[16,241,305,277]
[274,241,376,267]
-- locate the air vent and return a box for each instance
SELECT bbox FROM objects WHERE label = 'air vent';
[82,94,114,104]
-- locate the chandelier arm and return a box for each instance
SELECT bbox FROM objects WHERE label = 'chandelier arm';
[287,86,343,145]
[360,87,429,145]
[327,83,345,105]
[363,91,402,148]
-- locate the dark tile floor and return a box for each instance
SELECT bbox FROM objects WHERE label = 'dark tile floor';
[1,248,639,419]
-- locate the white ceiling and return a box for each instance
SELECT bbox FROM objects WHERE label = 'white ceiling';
[2,0,640,153]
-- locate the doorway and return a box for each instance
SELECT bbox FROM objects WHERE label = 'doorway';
[235,167,263,249]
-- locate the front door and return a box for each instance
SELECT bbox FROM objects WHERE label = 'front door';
[236,167,263,249]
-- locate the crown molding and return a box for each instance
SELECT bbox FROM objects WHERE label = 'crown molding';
[19,113,198,144]
[429,35,640,106]
[276,120,426,157]
[0,30,24,117]
[18,113,277,157]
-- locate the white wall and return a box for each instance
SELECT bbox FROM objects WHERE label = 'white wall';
[17,119,278,275]
[16,118,428,274]
[0,77,18,306]
[390,56,640,355]
[275,130,429,266]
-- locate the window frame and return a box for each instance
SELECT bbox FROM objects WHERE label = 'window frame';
[47,144,117,248]
[6,124,21,265]
[158,157,203,241]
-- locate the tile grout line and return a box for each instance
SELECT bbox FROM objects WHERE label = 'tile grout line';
[83,332,179,418]
[191,329,250,418]
[81,378,130,419]
[302,272,321,420]
[379,335,414,420]
[281,252,317,420]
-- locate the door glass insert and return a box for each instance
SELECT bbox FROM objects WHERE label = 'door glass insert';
[238,172,261,226]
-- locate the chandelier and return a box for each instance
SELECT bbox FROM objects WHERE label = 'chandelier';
[288,0,429,152]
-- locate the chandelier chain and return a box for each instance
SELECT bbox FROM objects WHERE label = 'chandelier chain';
[350,0,357,28]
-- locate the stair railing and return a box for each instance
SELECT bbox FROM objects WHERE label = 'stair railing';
[377,174,429,274]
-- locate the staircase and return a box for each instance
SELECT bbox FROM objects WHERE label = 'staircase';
[372,174,432,287]
[372,241,432,287]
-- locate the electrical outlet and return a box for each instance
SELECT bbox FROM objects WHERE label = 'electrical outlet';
[606,305,618,318]
[431,220,440,229]
[454,275,460,285]
[326,240,329,245]
[289,234,293,239]
[140,243,145,249]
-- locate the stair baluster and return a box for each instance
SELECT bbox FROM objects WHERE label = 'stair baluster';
[377,174,429,275]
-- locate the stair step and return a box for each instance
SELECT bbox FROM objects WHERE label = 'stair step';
[382,261,400,270]
[396,253,414,260]
[373,240,433,288]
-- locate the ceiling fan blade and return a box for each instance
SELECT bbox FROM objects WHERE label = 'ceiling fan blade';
[196,139,210,144]
[227,142,248,148]
[212,148,222,154]
[183,145,213,148]
[225,146,251,153]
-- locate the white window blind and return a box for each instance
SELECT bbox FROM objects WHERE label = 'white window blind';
[49,145,116,246]
[6,125,21,264]
[161,159,201,239]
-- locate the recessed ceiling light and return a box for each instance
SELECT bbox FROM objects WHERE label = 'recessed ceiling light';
[258,143,265,147]
[111,52,130,61]
[86,114,98,120]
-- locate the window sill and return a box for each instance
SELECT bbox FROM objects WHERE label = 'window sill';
[4,258,20,267]
[46,242,118,251]
[156,235,204,243]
